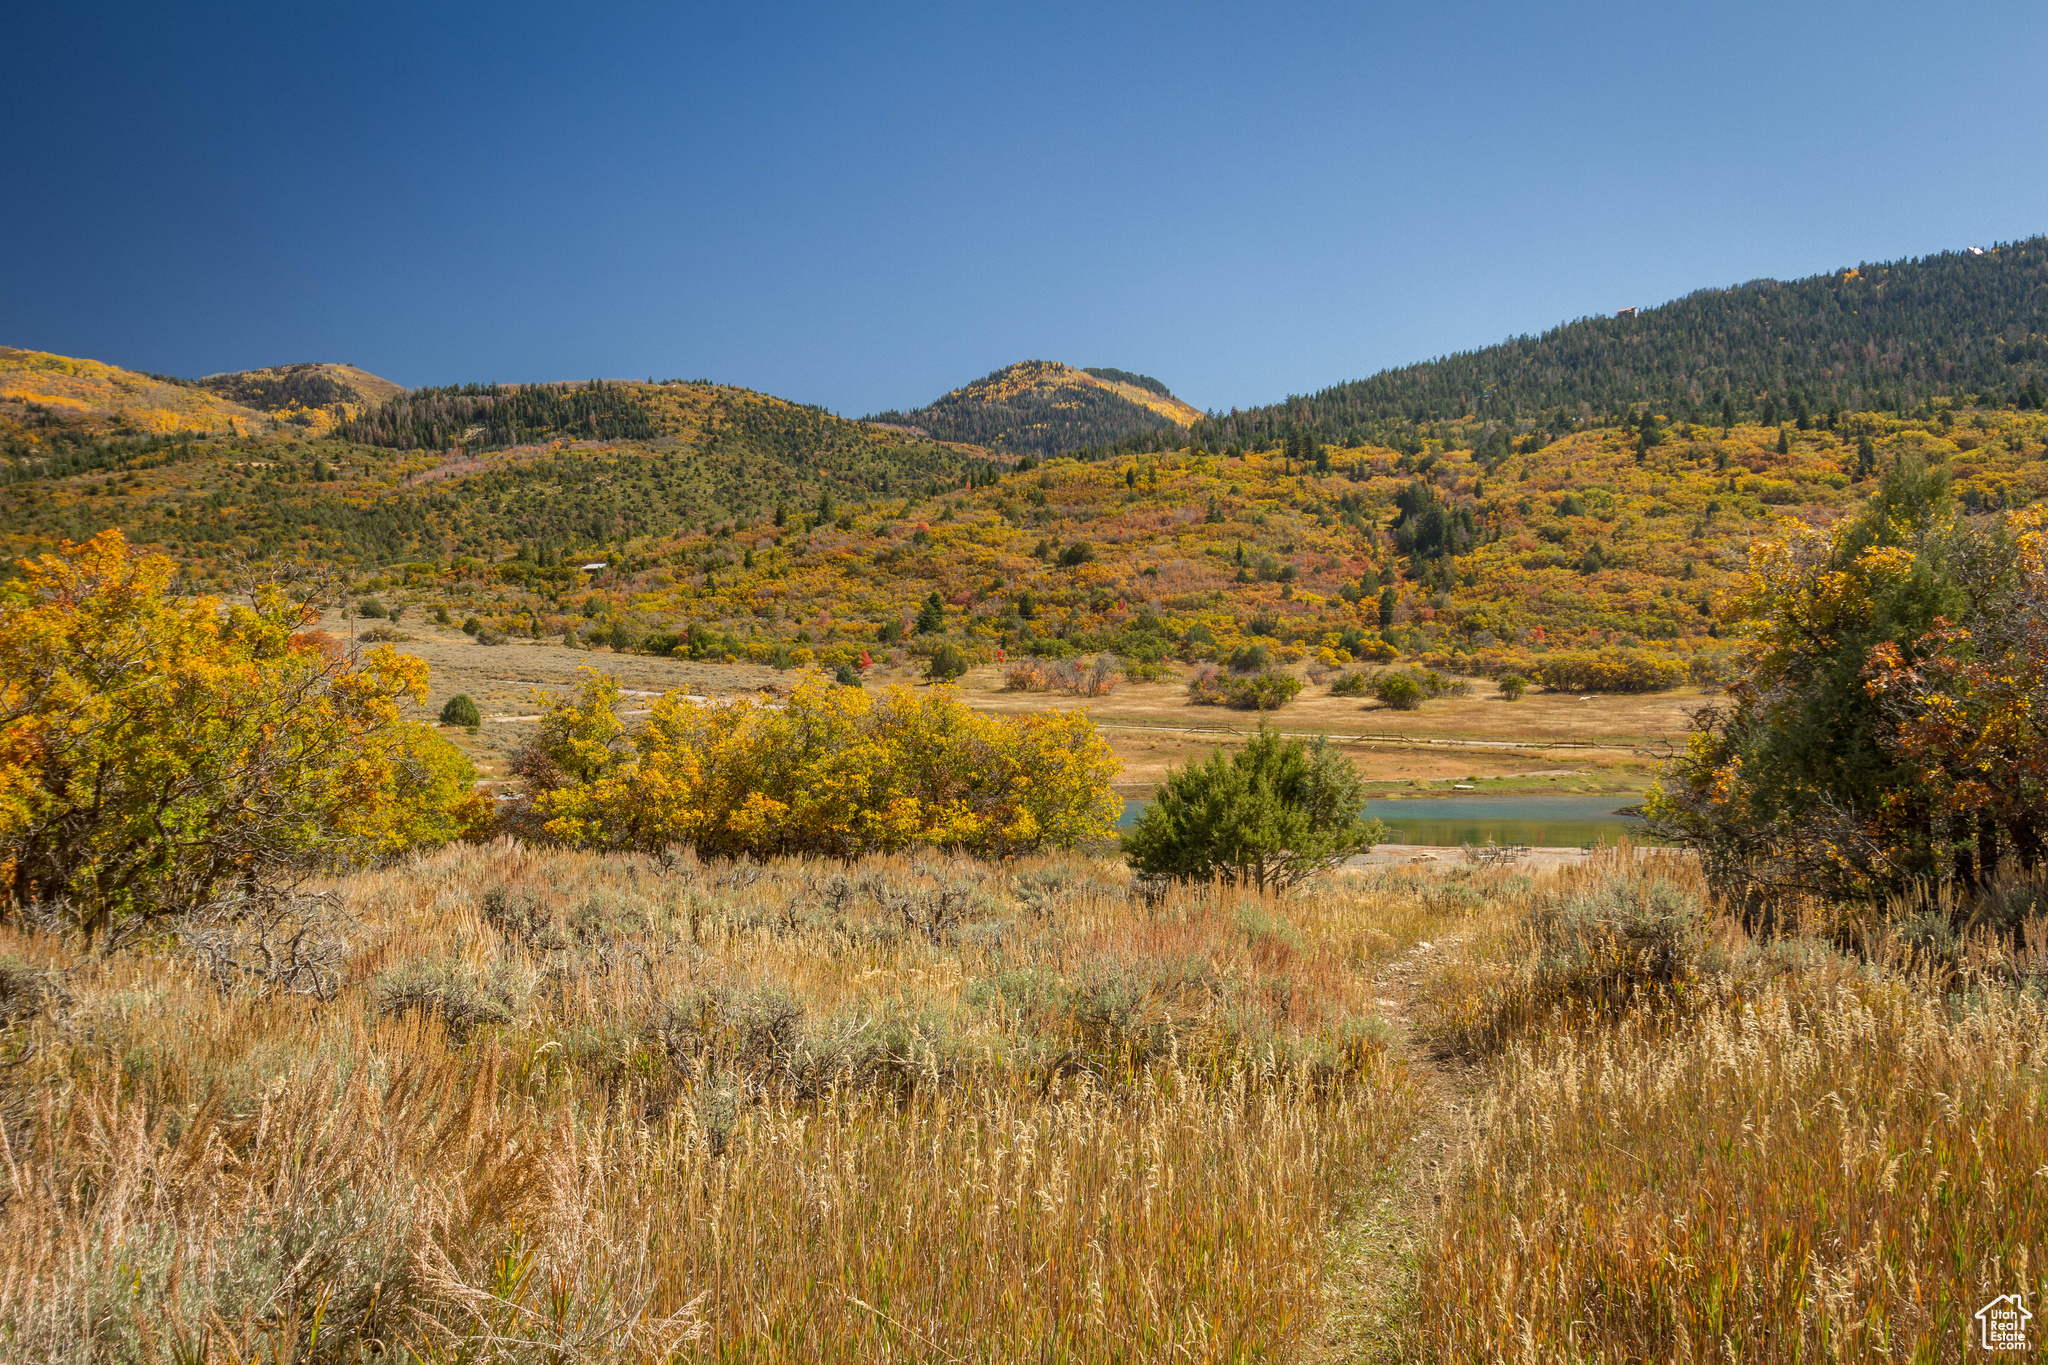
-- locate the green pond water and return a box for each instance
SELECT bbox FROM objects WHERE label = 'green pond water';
[1115,793,1651,848]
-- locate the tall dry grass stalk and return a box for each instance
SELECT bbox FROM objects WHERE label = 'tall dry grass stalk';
[0,843,1441,1362]
[1413,848,2048,1362]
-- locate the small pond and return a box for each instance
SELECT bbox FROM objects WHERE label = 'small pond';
[1115,793,1652,848]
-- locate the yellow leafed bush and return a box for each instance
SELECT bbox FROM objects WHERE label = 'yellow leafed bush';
[1533,648,1687,693]
[531,670,1121,858]
[0,531,487,941]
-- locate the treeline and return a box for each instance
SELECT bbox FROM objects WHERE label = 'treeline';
[1082,367,1171,397]
[1,430,212,477]
[870,361,1181,456]
[339,381,655,449]
[1196,238,2048,449]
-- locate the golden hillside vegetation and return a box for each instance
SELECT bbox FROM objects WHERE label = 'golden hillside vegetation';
[1072,365,1204,426]
[199,361,407,430]
[11,336,2046,701]
[0,348,407,449]
[0,347,271,443]
[0,373,1003,568]
[379,404,2046,685]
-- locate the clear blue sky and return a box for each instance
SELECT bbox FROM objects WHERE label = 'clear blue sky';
[5,2,2045,417]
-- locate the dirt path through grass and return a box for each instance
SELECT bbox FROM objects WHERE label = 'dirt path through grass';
[1303,933,1479,1363]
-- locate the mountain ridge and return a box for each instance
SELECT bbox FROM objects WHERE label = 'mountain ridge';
[1193,237,2048,451]
[195,361,407,414]
[1,349,410,449]
[868,360,1201,456]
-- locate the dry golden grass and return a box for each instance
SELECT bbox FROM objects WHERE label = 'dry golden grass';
[0,845,1444,1362]
[6,842,2039,1362]
[364,611,1672,794]
[1405,851,2048,1362]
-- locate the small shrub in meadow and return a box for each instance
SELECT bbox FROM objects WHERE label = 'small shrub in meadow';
[1077,652,1124,696]
[1372,672,1424,710]
[0,956,63,1027]
[1003,660,1053,691]
[924,641,969,682]
[1125,727,1388,890]
[1423,859,1712,1059]
[1188,667,1302,710]
[1368,667,1467,710]
[373,958,529,1040]
[1006,654,1122,696]
[1531,866,1708,998]
[439,693,482,731]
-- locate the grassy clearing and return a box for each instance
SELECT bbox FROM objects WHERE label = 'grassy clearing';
[346,615,1685,792]
[0,846,1464,1362]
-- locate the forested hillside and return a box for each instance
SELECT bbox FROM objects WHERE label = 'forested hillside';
[0,370,1004,567]
[1198,239,2048,450]
[14,235,2048,673]
[283,400,2048,685]
[195,361,404,414]
[337,380,658,448]
[870,360,1201,455]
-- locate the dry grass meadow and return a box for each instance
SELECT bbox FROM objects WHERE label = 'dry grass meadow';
[357,617,1681,801]
[0,845,1432,1361]
[3,837,2040,1362]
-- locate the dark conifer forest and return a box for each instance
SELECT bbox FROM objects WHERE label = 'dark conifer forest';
[337,381,658,449]
[1194,239,2048,451]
